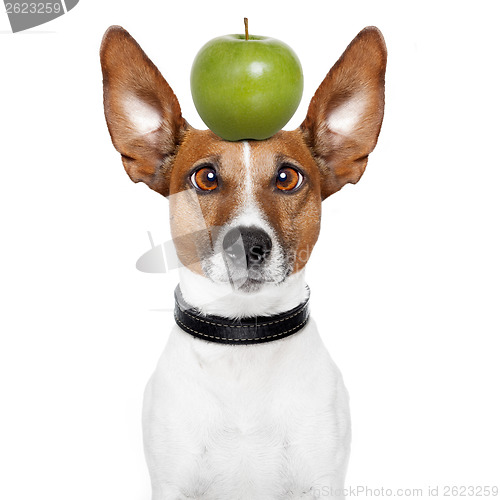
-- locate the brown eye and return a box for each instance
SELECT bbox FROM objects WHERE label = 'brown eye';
[191,166,218,191]
[276,166,303,191]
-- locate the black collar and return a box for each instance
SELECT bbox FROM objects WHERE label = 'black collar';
[174,285,310,345]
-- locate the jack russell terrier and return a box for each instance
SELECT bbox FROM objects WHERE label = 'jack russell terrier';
[101,25,386,500]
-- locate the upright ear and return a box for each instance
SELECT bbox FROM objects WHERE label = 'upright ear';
[100,26,189,196]
[300,27,387,199]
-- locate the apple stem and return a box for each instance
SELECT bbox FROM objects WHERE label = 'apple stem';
[244,17,249,40]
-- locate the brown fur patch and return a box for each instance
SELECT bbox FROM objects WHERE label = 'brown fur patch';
[247,132,322,273]
[168,130,250,272]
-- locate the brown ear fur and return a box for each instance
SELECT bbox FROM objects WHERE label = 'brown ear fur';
[100,26,189,196]
[301,27,387,199]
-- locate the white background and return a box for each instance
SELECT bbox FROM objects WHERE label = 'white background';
[1,1,499,498]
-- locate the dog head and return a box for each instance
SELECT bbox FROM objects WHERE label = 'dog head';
[100,26,386,292]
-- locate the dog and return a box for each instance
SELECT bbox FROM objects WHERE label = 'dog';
[101,25,386,500]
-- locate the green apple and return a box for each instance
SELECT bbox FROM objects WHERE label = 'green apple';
[190,24,303,141]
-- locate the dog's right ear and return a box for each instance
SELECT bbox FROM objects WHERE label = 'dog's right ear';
[100,26,189,196]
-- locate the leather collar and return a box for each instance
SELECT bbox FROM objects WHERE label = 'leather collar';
[174,285,310,345]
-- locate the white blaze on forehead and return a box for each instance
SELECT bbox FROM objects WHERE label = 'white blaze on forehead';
[123,93,162,135]
[237,140,263,225]
[327,93,367,136]
[242,141,253,199]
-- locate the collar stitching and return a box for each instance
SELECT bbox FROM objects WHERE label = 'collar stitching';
[174,313,309,342]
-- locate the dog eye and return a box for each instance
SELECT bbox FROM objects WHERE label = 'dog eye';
[276,166,303,192]
[191,166,218,191]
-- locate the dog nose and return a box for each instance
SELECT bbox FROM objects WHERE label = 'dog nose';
[223,226,272,267]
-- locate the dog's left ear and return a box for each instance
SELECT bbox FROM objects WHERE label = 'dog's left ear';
[300,27,387,199]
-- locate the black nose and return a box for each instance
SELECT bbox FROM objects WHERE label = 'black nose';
[222,226,272,267]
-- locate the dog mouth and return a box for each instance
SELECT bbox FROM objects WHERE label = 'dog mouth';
[203,263,291,292]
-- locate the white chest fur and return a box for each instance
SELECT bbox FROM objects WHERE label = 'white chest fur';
[142,319,351,500]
